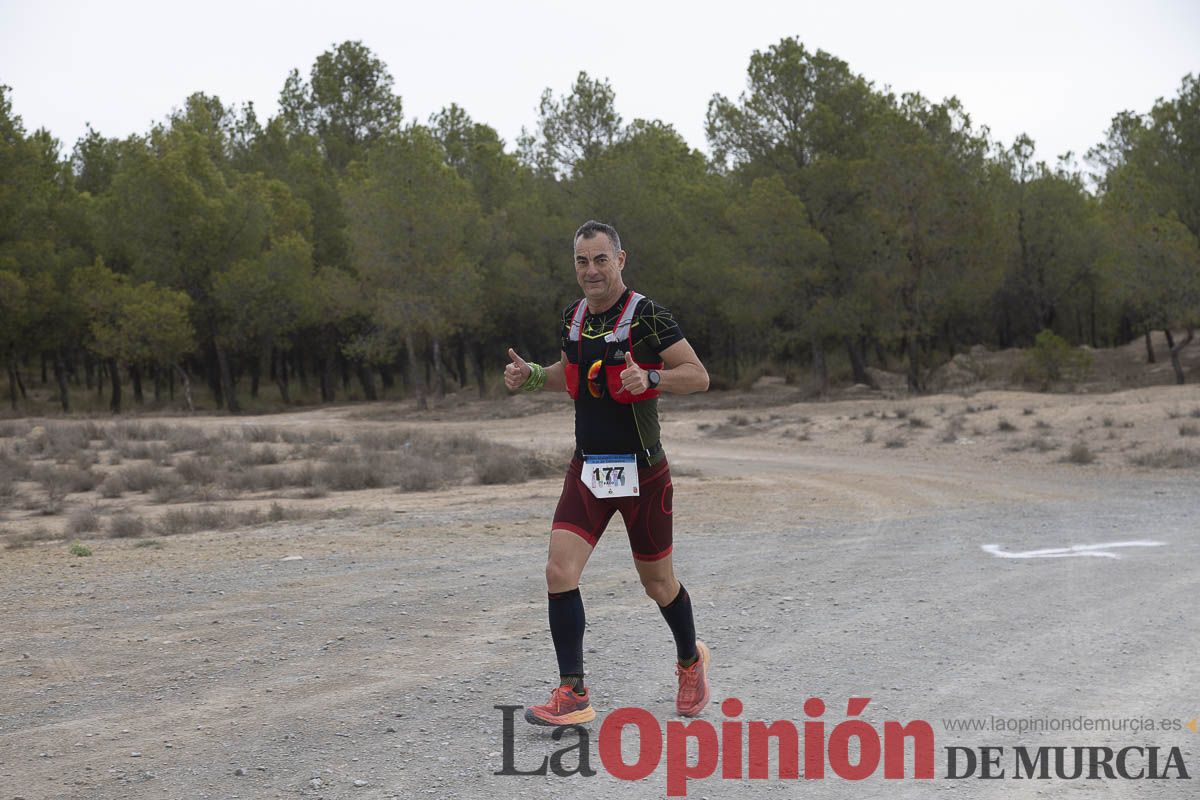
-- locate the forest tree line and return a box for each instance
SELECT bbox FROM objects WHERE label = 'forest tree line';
[1,38,1197,413]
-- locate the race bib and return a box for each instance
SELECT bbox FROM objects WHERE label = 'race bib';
[581,454,639,498]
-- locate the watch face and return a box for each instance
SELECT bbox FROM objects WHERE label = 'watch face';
[648,369,660,389]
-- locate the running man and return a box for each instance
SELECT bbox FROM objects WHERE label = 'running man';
[504,220,711,726]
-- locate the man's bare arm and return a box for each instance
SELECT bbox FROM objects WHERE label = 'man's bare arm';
[619,339,709,395]
[505,348,569,393]
[542,351,568,393]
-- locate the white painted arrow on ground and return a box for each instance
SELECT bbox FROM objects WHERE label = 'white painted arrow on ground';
[982,541,1167,559]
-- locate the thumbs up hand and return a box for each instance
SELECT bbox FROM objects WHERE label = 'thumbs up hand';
[504,347,531,391]
[619,350,648,395]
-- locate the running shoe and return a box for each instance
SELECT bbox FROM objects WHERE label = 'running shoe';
[524,685,596,726]
[675,640,711,717]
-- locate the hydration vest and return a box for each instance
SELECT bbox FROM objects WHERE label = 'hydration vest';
[564,291,663,404]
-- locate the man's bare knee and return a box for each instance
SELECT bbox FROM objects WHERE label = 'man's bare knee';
[545,559,580,593]
[642,576,677,606]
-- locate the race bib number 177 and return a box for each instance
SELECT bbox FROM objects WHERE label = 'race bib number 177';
[581,454,639,499]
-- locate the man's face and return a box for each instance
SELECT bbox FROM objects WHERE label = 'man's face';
[574,233,626,306]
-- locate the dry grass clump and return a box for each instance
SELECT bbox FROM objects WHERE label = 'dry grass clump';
[0,444,33,477]
[1128,448,1200,469]
[111,439,172,464]
[32,465,99,513]
[38,424,95,462]
[97,473,125,498]
[117,463,179,493]
[32,464,99,495]
[213,441,283,466]
[105,420,177,442]
[475,448,553,485]
[1,446,31,502]
[2,422,553,530]
[1061,442,1096,465]
[0,420,34,438]
[0,472,17,504]
[1006,435,1059,453]
[278,428,338,445]
[155,503,335,536]
[221,463,315,493]
[1179,423,1199,438]
[157,506,258,536]
[940,416,966,443]
[108,513,146,538]
[706,414,756,437]
[65,508,101,535]
[163,426,215,452]
[4,526,58,549]
[173,456,221,485]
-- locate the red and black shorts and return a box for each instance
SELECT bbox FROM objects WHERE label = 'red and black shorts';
[552,456,674,561]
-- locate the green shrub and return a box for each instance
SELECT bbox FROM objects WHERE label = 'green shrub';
[1023,330,1092,388]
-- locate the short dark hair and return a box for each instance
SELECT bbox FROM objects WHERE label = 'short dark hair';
[574,220,621,255]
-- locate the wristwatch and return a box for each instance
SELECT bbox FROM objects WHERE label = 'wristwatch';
[647,369,661,390]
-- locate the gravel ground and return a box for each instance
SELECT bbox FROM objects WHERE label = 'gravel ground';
[1,398,1197,799]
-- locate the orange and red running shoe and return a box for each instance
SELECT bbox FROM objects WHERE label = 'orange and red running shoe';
[524,684,596,726]
[675,640,711,717]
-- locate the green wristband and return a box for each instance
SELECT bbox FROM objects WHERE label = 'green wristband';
[521,362,546,392]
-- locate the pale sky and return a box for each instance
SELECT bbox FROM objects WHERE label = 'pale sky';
[2,0,1197,166]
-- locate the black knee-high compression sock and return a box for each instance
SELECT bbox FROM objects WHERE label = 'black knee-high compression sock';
[548,588,586,693]
[658,583,698,665]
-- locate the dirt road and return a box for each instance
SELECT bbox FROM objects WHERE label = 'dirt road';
[1,393,1197,799]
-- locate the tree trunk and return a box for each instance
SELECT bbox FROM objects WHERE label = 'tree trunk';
[432,337,446,398]
[275,349,291,405]
[340,353,351,392]
[472,340,486,399]
[397,351,410,393]
[250,351,261,399]
[108,358,122,413]
[173,363,194,413]
[810,337,828,395]
[405,333,428,410]
[844,336,873,387]
[1168,327,1193,385]
[874,339,889,371]
[6,362,17,410]
[357,363,379,401]
[204,342,223,408]
[727,329,739,383]
[130,364,144,405]
[84,353,95,390]
[379,364,395,393]
[153,366,162,404]
[456,339,468,393]
[215,341,239,413]
[1089,286,1098,348]
[53,351,70,413]
[40,352,47,385]
[905,334,923,393]
[1144,329,1156,363]
[320,352,337,402]
[297,350,309,393]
